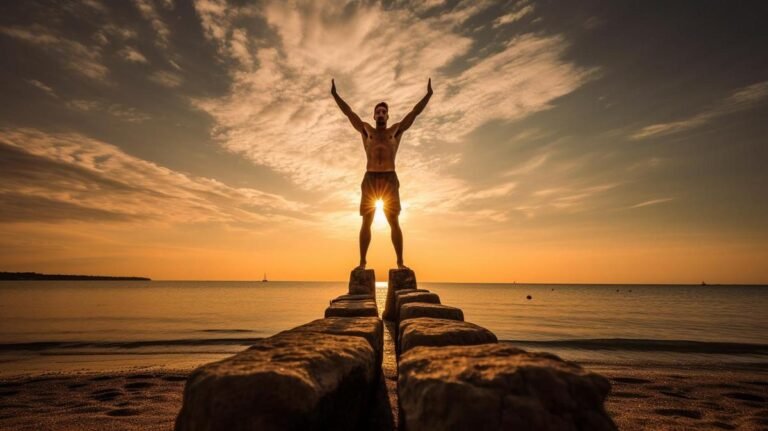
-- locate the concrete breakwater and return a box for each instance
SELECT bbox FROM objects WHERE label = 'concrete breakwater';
[175,269,617,430]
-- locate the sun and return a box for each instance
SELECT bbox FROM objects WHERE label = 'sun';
[373,199,387,228]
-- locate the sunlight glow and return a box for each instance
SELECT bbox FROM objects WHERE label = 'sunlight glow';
[373,199,387,229]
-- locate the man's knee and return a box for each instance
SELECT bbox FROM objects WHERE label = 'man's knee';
[384,211,400,226]
[361,213,375,227]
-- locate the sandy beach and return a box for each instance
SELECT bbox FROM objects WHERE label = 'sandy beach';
[0,361,765,430]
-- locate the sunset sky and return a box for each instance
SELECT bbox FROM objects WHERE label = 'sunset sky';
[1,1,766,283]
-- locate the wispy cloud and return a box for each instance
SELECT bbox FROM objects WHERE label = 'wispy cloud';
[0,25,108,81]
[492,3,534,28]
[629,197,674,209]
[26,79,57,98]
[631,80,768,139]
[119,46,148,63]
[149,70,183,87]
[133,0,171,48]
[0,129,306,226]
[66,99,151,123]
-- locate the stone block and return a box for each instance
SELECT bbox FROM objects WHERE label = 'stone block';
[398,344,616,431]
[285,317,383,367]
[330,293,374,305]
[324,300,378,318]
[398,317,496,354]
[349,268,375,295]
[399,303,464,323]
[393,291,440,322]
[175,332,377,431]
[393,288,430,300]
[382,268,417,320]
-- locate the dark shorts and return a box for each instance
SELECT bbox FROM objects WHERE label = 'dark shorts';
[360,171,401,216]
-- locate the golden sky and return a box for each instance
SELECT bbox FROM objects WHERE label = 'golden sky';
[1,0,767,283]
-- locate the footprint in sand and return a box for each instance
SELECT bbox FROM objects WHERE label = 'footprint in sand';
[90,389,123,402]
[67,382,88,390]
[653,408,702,419]
[89,375,114,382]
[612,377,651,384]
[610,391,649,398]
[106,408,140,417]
[698,401,724,411]
[124,381,154,390]
[162,375,187,382]
[659,390,693,399]
[0,382,22,389]
[723,392,765,403]
[741,380,768,387]
[708,420,736,430]
[127,374,155,380]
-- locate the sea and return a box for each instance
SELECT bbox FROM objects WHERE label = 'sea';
[1,281,766,377]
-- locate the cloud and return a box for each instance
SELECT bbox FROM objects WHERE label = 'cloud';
[631,80,768,139]
[0,129,306,226]
[119,46,148,63]
[492,4,534,28]
[26,79,57,98]
[133,0,171,48]
[0,25,108,80]
[629,197,674,209]
[66,99,151,123]
[501,152,550,177]
[463,181,517,200]
[149,70,183,87]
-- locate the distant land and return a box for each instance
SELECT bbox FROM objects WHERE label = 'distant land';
[0,272,151,281]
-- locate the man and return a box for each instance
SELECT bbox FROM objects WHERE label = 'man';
[331,78,433,270]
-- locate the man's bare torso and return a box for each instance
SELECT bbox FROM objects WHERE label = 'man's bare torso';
[362,122,402,172]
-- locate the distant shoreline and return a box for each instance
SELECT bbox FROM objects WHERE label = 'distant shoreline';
[0,272,151,281]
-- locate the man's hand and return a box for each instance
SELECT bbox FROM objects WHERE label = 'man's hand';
[396,78,433,136]
[331,78,365,134]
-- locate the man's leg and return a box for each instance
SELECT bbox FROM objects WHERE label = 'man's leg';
[385,211,407,269]
[357,212,374,269]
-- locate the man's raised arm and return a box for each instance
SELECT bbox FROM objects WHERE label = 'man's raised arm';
[396,77,433,136]
[331,79,365,134]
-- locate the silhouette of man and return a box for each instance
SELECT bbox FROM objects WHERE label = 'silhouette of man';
[332,78,433,270]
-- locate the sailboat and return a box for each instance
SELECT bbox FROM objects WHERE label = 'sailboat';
[262,272,268,282]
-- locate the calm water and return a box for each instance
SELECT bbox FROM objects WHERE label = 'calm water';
[1,281,766,377]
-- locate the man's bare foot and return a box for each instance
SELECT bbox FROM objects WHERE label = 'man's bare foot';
[354,262,366,271]
[397,262,410,270]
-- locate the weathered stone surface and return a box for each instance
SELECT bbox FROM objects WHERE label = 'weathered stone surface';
[392,291,440,322]
[398,317,496,353]
[330,293,374,304]
[394,288,430,300]
[399,303,464,323]
[349,268,375,295]
[324,300,378,318]
[398,344,616,431]
[286,317,383,366]
[389,268,417,289]
[382,268,417,320]
[175,332,377,431]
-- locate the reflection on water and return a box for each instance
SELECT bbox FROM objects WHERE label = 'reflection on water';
[0,281,766,376]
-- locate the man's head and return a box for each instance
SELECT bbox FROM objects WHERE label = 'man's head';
[374,101,389,125]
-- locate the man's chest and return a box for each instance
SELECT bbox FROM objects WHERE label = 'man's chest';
[363,130,401,150]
